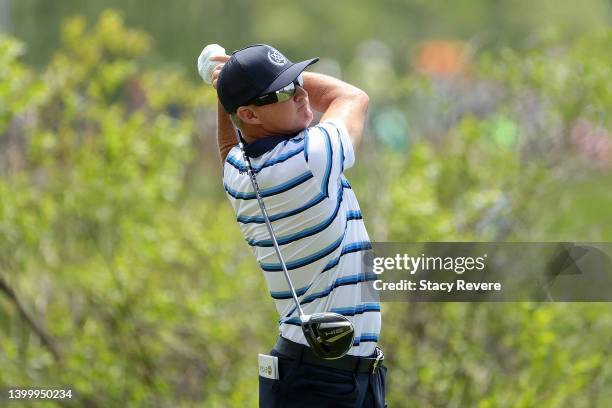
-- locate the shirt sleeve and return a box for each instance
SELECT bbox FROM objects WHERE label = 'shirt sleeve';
[303,120,355,196]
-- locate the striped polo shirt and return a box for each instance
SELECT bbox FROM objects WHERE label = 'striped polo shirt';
[223,120,381,357]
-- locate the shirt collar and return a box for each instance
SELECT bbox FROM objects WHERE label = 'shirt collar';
[243,132,300,158]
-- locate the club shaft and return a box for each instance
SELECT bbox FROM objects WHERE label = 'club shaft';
[234,131,305,318]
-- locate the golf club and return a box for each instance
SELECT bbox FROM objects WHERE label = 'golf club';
[232,127,355,360]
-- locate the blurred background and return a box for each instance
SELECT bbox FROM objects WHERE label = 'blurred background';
[1,0,611,406]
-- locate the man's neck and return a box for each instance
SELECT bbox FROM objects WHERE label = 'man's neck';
[240,125,294,144]
[241,131,265,145]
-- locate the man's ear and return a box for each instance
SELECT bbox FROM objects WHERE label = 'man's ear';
[236,106,262,125]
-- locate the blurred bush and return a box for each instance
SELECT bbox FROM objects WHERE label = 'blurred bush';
[1,11,277,407]
[1,10,611,408]
[351,25,612,408]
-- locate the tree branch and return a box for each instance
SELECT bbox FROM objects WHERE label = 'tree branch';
[0,274,62,364]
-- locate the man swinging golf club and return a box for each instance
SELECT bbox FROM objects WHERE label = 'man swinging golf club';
[201,43,386,407]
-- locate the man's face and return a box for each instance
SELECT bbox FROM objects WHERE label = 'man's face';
[239,84,314,135]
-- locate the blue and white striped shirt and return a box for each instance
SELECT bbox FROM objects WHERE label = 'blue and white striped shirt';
[223,120,381,356]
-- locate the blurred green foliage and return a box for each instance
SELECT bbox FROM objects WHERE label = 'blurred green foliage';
[5,0,612,75]
[1,9,611,408]
[1,11,276,407]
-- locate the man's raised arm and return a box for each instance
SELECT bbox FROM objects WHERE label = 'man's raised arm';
[302,72,369,149]
[216,100,236,163]
[210,55,236,163]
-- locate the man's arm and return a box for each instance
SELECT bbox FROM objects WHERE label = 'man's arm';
[216,100,236,162]
[210,55,236,163]
[302,72,369,149]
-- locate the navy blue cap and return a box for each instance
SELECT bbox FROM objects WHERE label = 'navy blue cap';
[217,44,319,113]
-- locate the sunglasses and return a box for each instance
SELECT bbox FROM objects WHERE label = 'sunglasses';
[247,75,304,107]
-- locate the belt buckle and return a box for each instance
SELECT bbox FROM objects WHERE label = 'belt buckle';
[371,347,384,374]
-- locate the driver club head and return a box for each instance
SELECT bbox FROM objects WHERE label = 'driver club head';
[301,312,355,359]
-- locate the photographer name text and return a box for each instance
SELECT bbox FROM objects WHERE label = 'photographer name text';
[373,279,501,292]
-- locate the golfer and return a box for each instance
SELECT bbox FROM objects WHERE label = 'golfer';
[210,44,386,407]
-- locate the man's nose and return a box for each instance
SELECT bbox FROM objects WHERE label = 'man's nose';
[294,85,307,102]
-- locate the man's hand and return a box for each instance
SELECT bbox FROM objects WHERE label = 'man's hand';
[209,55,230,89]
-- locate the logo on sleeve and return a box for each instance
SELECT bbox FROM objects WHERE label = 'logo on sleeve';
[267,47,287,66]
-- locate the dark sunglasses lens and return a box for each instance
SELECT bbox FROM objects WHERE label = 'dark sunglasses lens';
[276,82,297,103]
[251,75,303,106]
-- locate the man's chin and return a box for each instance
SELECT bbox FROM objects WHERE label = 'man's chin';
[303,109,314,126]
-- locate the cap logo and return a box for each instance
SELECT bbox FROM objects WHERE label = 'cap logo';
[267,47,287,66]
